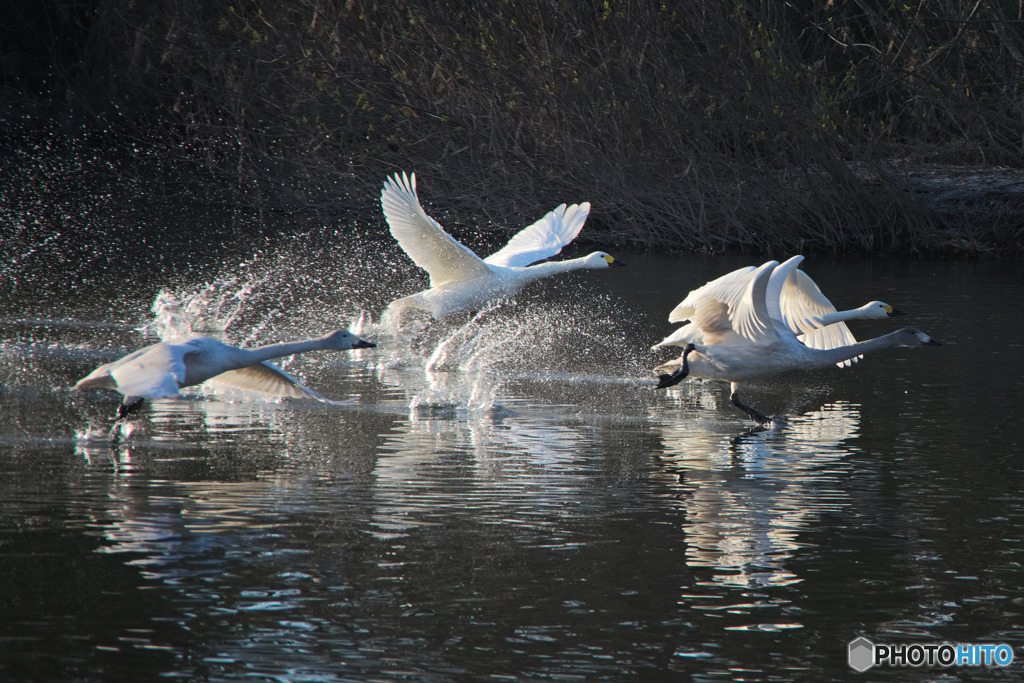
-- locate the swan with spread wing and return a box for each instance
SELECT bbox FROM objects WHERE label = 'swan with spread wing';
[74,329,375,420]
[654,256,939,424]
[380,172,624,324]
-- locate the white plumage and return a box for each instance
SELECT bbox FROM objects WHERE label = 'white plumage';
[653,257,903,367]
[73,329,375,418]
[654,256,940,424]
[380,172,623,323]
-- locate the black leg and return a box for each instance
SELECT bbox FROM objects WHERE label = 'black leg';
[116,396,144,421]
[730,391,771,425]
[109,396,145,445]
[656,343,695,389]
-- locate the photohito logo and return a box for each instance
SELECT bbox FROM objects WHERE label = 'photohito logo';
[848,637,1014,672]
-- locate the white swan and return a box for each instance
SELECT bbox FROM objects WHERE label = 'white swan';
[654,256,940,424]
[73,329,375,419]
[380,172,624,323]
[652,258,904,367]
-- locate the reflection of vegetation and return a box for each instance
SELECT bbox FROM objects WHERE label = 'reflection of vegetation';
[3,1,1023,256]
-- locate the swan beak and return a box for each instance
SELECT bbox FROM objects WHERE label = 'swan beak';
[885,306,906,317]
[922,338,942,346]
[605,255,626,267]
[353,339,376,349]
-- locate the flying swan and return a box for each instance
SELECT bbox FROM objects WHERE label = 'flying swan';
[653,259,905,367]
[73,329,375,419]
[380,172,624,324]
[654,255,940,424]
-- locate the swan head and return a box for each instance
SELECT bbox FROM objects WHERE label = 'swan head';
[321,329,376,350]
[584,252,626,269]
[895,327,942,347]
[861,301,906,318]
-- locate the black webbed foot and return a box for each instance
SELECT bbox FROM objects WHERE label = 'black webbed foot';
[116,396,144,421]
[109,397,145,445]
[657,371,686,389]
[655,343,696,390]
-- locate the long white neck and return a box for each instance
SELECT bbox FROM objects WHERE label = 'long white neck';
[805,329,910,367]
[814,309,861,326]
[521,257,596,281]
[814,305,876,326]
[236,338,329,367]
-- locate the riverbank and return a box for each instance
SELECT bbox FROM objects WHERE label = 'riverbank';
[2,1,1023,257]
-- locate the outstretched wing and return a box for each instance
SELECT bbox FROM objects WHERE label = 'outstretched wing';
[780,268,859,367]
[729,260,781,344]
[779,268,841,335]
[381,172,491,287]
[73,345,152,391]
[212,361,332,401]
[483,202,590,268]
[108,342,192,399]
[667,266,757,323]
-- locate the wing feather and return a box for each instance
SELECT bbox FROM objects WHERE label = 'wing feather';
[730,260,779,344]
[781,268,860,367]
[652,321,704,349]
[381,172,491,287]
[780,269,841,335]
[108,342,192,399]
[211,362,331,401]
[667,266,756,323]
[765,255,805,324]
[483,202,590,268]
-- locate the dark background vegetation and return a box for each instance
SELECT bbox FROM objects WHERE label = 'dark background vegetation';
[3,0,1024,258]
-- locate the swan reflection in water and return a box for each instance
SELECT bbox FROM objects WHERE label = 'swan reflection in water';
[366,402,598,542]
[650,400,860,590]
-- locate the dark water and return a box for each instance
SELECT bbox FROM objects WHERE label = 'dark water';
[1,244,1022,681]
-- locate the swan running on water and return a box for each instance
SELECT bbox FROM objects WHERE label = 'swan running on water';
[654,255,940,424]
[653,258,905,367]
[380,172,624,324]
[73,329,375,419]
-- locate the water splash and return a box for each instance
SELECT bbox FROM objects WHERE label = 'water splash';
[372,293,648,415]
[143,277,256,342]
[0,222,62,288]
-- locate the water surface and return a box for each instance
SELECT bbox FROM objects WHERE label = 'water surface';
[1,244,1022,681]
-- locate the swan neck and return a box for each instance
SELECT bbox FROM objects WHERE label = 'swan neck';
[523,257,591,279]
[815,309,858,326]
[811,330,903,365]
[240,339,325,366]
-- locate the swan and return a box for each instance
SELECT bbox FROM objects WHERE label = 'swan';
[380,172,624,323]
[73,329,375,419]
[654,256,940,424]
[652,259,904,367]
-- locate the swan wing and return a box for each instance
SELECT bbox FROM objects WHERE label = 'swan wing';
[483,202,590,268]
[799,321,860,367]
[765,255,805,324]
[781,267,860,367]
[212,362,330,401]
[780,268,842,335]
[667,266,757,323]
[729,260,780,344]
[652,321,705,349]
[108,342,191,399]
[381,172,491,287]
[73,345,154,390]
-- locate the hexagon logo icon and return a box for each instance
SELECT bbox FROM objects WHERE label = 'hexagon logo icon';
[848,637,875,672]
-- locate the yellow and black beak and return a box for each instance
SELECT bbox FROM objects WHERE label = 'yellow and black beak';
[604,255,626,267]
[884,305,906,317]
